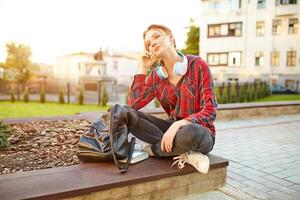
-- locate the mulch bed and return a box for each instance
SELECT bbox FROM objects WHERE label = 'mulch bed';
[0,120,91,175]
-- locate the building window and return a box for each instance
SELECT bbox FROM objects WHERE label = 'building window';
[229,0,241,10]
[256,21,265,36]
[208,22,242,37]
[257,0,266,9]
[208,25,220,37]
[207,52,241,66]
[285,80,296,92]
[209,1,221,10]
[289,18,298,34]
[287,50,296,66]
[220,24,229,36]
[229,22,242,36]
[272,19,281,35]
[207,53,228,66]
[271,51,280,67]
[255,52,264,66]
[113,61,118,70]
[228,52,242,66]
[278,0,297,5]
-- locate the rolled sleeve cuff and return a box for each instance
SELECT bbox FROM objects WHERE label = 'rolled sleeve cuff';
[185,115,197,124]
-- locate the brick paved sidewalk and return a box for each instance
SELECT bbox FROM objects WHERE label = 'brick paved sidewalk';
[194,114,300,200]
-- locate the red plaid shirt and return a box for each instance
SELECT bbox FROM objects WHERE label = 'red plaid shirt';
[128,55,217,136]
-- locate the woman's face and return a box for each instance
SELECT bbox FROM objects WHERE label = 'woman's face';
[144,28,173,58]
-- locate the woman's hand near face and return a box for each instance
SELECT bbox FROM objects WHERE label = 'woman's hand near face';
[138,51,156,74]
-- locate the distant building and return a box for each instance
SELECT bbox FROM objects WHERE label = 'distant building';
[200,0,300,91]
[54,51,139,86]
[53,50,139,103]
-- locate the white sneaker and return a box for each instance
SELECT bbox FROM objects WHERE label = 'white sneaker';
[171,151,210,174]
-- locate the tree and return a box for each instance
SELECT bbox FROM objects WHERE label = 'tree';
[181,19,200,55]
[23,87,29,103]
[4,43,38,99]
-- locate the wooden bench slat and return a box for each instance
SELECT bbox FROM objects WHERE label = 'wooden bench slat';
[0,154,228,200]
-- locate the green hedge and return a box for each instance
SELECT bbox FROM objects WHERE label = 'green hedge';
[215,81,271,104]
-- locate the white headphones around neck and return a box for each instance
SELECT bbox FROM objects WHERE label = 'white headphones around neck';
[156,52,188,80]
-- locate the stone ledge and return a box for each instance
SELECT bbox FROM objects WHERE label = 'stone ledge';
[2,101,300,123]
[141,101,300,112]
[0,154,228,200]
[141,101,300,121]
[65,168,227,200]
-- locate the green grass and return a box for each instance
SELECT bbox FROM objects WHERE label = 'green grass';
[253,94,300,102]
[0,101,109,119]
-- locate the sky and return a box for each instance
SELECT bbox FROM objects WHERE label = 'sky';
[0,0,201,65]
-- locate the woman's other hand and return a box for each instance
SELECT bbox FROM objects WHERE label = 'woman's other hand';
[161,119,192,152]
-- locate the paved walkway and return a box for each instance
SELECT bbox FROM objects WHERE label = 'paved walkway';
[2,107,300,199]
[192,114,300,200]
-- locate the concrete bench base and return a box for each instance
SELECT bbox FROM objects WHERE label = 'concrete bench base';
[66,167,226,200]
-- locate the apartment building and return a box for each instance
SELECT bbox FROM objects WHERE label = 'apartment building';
[200,0,300,92]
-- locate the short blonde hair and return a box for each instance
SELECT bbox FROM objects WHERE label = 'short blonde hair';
[143,24,176,50]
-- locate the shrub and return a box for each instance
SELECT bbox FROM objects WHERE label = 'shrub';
[23,87,29,103]
[59,87,65,104]
[101,84,108,106]
[246,83,255,102]
[256,82,263,99]
[10,87,15,102]
[239,83,247,102]
[78,86,84,105]
[221,82,229,104]
[262,81,270,97]
[214,85,222,104]
[40,85,46,103]
[0,121,13,150]
[229,82,238,103]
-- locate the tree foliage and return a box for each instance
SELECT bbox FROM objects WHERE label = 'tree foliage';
[4,42,38,85]
[181,19,200,55]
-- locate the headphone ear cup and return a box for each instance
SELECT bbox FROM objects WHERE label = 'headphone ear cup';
[173,55,188,76]
[157,66,168,80]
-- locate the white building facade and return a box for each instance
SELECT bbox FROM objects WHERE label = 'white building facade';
[200,0,300,92]
[54,51,139,86]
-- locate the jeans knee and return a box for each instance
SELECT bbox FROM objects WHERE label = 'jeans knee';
[179,124,213,153]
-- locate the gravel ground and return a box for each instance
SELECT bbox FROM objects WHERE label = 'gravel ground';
[0,120,91,175]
